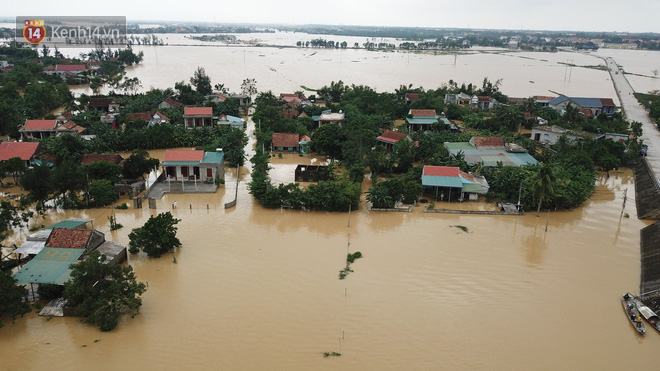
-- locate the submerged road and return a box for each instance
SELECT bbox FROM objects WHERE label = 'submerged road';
[605,56,660,187]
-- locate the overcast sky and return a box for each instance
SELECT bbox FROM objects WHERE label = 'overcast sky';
[2,0,658,33]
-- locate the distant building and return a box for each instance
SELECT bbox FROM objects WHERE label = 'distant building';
[20,119,58,140]
[444,136,537,167]
[315,110,345,127]
[421,165,489,202]
[158,97,183,109]
[271,133,300,152]
[444,92,471,106]
[548,96,616,116]
[88,97,121,113]
[376,129,415,152]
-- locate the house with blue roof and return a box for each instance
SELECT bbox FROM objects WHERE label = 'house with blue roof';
[444,136,538,167]
[421,165,489,202]
[549,96,616,116]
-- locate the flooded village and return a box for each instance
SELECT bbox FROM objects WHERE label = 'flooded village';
[3,25,660,369]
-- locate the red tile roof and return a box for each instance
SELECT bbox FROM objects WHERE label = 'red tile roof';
[153,111,170,121]
[184,107,213,116]
[164,150,204,162]
[534,96,555,101]
[56,64,86,72]
[423,165,460,177]
[215,94,227,101]
[472,136,505,148]
[272,133,300,148]
[377,129,409,144]
[80,153,123,165]
[58,121,86,133]
[0,142,40,161]
[24,120,58,130]
[410,109,436,117]
[459,170,475,183]
[600,98,615,107]
[580,108,594,117]
[477,96,493,102]
[164,97,183,107]
[281,110,299,119]
[89,97,120,108]
[405,93,419,102]
[129,112,152,121]
[300,135,312,142]
[45,228,92,249]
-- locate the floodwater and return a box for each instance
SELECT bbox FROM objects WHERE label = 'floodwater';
[65,31,652,101]
[1,118,659,370]
[4,33,660,369]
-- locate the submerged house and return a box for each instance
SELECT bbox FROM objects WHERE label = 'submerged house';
[271,133,300,152]
[421,165,489,202]
[162,149,225,181]
[376,129,415,152]
[20,119,59,140]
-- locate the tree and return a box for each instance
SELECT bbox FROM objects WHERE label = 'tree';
[0,270,31,328]
[88,179,118,206]
[128,212,181,258]
[2,157,25,183]
[241,78,257,107]
[84,161,123,183]
[531,163,556,217]
[20,165,53,207]
[190,67,212,95]
[122,150,159,180]
[63,250,146,331]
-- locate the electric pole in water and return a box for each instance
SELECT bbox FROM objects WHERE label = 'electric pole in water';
[620,188,628,218]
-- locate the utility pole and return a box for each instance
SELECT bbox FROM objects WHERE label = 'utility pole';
[620,188,628,218]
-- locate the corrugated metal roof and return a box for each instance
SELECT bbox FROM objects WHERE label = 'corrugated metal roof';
[462,183,484,193]
[422,175,463,188]
[46,219,89,229]
[406,117,439,125]
[201,151,224,164]
[444,142,474,150]
[13,241,46,255]
[447,148,537,167]
[13,247,85,285]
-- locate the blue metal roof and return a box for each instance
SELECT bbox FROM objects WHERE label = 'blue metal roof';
[446,148,537,167]
[13,247,85,285]
[549,96,603,108]
[422,175,464,188]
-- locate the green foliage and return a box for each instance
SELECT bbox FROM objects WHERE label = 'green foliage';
[122,150,160,180]
[324,352,341,357]
[0,270,31,328]
[88,179,118,207]
[84,161,123,183]
[37,283,64,300]
[347,251,363,263]
[63,250,146,331]
[128,212,181,258]
[2,157,25,183]
[190,67,212,96]
[20,165,54,207]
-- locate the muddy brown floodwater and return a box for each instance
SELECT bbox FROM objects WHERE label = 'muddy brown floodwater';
[1,123,658,369]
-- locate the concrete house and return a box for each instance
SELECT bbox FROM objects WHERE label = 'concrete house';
[444,92,472,106]
[444,136,538,167]
[548,96,616,116]
[149,111,171,126]
[183,107,213,129]
[162,149,225,181]
[376,129,414,152]
[88,97,121,113]
[271,133,300,152]
[0,142,43,167]
[158,97,183,109]
[20,119,58,140]
[421,165,489,202]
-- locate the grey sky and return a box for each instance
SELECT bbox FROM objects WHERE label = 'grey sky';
[2,0,658,33]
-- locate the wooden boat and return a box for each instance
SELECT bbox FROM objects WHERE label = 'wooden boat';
[634,298,660,333]
[622,293,646,335]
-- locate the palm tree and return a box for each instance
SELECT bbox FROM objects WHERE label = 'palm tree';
[521,96,537,114]
[531,163,556,217]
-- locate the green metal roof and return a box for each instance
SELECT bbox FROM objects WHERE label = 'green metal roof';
[422,175,463,188]
[46,220,88,229]
[13,247,84,285]
[446,147,538,167]
[201,151,224,164]
[462,183,484,194]
[406,117,439,125]
[444,142,475,150]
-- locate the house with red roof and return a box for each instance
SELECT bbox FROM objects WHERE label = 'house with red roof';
[271,133,300,152]
[150,111,170,126]
[20,119,59,140]
[405,93,420,103]
[44,64,87,79]
[55,121,86,136]
[183,107,214,129]
[421,165,489,202]
[158,97,183,109]
[128,111,153,123]
[279,93,309,107]
[162,149,225,181]
[0,142,43,167]
[88,97,121,113]
[376,129,415,152]
[210,93,227,104]
[45,228,105,251]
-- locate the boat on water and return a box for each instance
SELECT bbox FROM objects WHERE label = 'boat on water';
[634,298,660,333]
[622,293,646,335]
